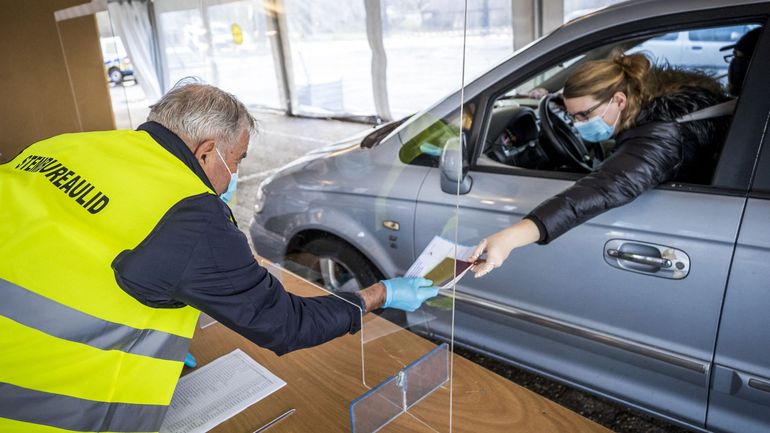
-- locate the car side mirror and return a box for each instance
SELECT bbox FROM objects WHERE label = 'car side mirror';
[439,134,472,194]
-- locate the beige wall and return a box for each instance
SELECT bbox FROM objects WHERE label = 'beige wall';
[0,0,114,164]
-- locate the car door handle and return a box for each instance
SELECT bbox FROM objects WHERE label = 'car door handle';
[713,365,770,406]
[690,45,703,50]
[749,378,770,394]
[607,249,672,268]
[604,240,690,279]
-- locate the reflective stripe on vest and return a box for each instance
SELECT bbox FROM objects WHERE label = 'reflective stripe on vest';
[0,130,213,432]
[0,278,189,360]
[0,383,166,432]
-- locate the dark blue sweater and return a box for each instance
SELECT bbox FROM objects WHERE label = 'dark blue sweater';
[112,122,363,355]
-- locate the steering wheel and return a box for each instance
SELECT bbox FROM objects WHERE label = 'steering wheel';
[538,93,595,172]
[484,106,541,164]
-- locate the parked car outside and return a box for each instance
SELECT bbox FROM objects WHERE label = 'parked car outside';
[250,1,770,431]
[632,24,758,77]
[100,36,134,85]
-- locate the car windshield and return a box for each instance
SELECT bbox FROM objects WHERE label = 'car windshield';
[398,103,475,166]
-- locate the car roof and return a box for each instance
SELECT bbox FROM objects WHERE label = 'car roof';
[394,0,769,145]
[555,0,768,41]
[479,0,768,93]
[567,0,768,26]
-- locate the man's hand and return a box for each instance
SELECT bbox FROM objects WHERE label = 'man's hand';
[357,282,388,313]
[356,278,437,312]
[527,87,549,99]
[382,278,438,312]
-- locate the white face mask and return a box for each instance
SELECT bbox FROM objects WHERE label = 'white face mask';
[215,147,238,204]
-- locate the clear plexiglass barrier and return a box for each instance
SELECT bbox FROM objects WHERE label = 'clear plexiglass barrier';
[55,2,474,431]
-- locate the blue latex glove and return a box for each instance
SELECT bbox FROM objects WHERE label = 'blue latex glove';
[381,277,438,312]
[419,142,443,157]
[184,352,197,368]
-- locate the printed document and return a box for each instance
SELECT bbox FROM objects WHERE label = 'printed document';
[406,236,476,289]
[160,349,286,433]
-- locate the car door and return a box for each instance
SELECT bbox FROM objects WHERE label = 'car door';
[416,145,745,428]
[708,168,770,433]
[707,28,770,432]
[413,22,768,429]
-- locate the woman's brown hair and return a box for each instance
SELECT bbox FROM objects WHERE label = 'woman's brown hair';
[563,52,651,131]
[563,51,723,131]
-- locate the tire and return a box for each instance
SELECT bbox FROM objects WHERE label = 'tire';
[108,68,123,85]
[285,237,381,294]
[286,236,411,326]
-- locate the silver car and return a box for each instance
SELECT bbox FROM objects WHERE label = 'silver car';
[250,1,770,431]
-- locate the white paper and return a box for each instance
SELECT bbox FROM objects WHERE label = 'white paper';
[160,349,287,433]
[406,236,476,289]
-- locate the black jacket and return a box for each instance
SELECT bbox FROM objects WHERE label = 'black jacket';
[113,122,364,355]
[527,87,729,244]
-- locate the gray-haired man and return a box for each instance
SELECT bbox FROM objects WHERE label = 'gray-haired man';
[121,82,437,348]
[0,82,437,432]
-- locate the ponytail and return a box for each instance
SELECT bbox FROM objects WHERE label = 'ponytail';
[613,53,651,88]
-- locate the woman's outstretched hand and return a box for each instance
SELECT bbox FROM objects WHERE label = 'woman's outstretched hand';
[469,218,541,278]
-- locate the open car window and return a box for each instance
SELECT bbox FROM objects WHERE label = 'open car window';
[629,24,760,85]
[475,23,760,186]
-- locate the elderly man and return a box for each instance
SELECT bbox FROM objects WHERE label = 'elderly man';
[0,83,437,433]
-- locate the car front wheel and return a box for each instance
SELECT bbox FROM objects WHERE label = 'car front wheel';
[285,237,381,294]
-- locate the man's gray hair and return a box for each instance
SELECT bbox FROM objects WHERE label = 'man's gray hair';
[148,80,257,150]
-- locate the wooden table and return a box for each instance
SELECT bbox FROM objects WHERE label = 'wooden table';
[187,266,612,433]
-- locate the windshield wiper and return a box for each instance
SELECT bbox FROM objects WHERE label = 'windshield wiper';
[361,117,410,148]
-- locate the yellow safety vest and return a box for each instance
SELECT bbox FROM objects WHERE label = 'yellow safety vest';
[0,130,213,432]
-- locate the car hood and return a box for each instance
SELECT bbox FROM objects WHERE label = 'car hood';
[259,122,395,191]
[268,120,402,177]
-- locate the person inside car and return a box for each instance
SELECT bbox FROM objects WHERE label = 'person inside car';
[470,51,734,277]
[722,27,761,97]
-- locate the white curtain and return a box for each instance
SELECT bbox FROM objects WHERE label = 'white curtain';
[107,0,162,102]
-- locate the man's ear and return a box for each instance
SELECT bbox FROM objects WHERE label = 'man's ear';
[193,139,217,167]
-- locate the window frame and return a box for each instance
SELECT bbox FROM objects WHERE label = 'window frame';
[465,13,769,197]
[742,23,770,199]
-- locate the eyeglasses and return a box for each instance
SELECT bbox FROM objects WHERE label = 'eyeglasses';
[567,99,609,122]
[723,52,744,63]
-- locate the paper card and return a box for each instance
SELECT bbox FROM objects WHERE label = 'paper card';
[406,236,476,288]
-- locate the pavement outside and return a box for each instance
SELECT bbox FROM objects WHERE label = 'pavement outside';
[110,83,693,433]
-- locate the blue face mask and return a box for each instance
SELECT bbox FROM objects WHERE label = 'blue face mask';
[573,100,619,143]
[215,148,238,204]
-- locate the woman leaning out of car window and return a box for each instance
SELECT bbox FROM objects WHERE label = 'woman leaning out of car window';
[470,51,729,277]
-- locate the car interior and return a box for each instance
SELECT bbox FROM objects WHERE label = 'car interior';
[476,24,762,183]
